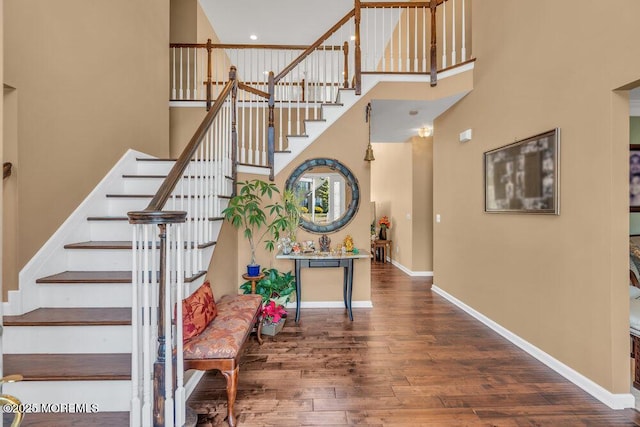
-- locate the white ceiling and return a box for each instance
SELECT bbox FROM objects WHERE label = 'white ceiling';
[200,0,353,45]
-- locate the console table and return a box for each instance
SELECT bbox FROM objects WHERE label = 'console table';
[276,250,369,322]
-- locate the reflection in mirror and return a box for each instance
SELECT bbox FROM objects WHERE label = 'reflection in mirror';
[286,158,359,234]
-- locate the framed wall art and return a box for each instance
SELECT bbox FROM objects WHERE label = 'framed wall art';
[630,144,640,212]
[484,128,560,214]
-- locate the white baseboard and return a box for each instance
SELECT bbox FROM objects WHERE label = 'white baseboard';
[286,300,373,309]
[431,285,635,410]
[390,259,433,277]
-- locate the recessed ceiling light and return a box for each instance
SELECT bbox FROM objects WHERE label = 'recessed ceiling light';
[249,34,258,41]
[409,110,418,116]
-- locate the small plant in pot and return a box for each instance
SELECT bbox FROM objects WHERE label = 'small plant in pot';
[222,179,290,276]
[240,268,296,335]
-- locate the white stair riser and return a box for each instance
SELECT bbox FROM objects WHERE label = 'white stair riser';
[38,283,132,307]
[108,197,229,217]
[89,219,223,243]
[320,105,344,122]
[4,380,131,412]
[89,220,133,241]
[304,121,325,134]
[135,160,175,175]
[66,249,132,271]
[107,197,153,215]
[4,325,131,354]
[123,176,234,196]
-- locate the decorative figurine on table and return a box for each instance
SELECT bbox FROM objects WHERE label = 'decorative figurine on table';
[319,234,331,252]
[343,235,354,252]
[292,242,301,254]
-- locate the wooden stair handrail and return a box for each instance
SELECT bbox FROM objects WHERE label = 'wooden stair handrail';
[360,0,446,8]
[170,42,341,50]
[274,9,356,84]
[141,67,237,214]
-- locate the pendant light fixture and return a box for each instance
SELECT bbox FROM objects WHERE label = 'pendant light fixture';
[364,102,375,161]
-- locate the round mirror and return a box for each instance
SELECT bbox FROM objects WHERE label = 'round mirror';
[285,158,360,233]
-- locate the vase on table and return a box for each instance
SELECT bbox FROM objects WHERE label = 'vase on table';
[379,226,387,241]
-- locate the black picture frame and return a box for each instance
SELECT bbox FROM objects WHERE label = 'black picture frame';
[484,128,560,214]
[630,144,640,212]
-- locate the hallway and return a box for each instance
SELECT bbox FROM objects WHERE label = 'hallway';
[189,263,640,426]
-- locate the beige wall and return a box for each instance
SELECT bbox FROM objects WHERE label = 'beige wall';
[370,136,433,272]
[371,142,414,267]
[434,0,640,393]
[3,0,170,298]
[412,136,433,271]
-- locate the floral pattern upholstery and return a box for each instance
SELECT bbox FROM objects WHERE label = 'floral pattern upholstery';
[183,293,262,360]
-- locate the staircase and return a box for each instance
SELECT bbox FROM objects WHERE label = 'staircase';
[2,153,230,425]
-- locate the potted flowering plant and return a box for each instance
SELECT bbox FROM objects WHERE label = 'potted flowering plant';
[378,215,391,240]
[240,268,296,336]
[260,300,287,336]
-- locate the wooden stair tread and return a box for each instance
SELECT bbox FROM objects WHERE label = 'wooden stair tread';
[236,162,271,169]
[3,412,130,426]
[36,271,131,284]
[122,174,234,180]
[64,240,217,250]
[3,307,131,326]
[86,216,224,222]
[64,240,131,249]
[35,270,206,284]
[4,353,131,381]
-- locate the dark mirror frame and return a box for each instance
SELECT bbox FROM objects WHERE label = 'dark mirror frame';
[285,158,360,234]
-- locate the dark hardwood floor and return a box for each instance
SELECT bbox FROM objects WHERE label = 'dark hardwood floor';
[188,262,640,426]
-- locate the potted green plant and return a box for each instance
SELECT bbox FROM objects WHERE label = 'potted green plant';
[240,268,296,336]
[279,189,303,254]
[222,179,290,276]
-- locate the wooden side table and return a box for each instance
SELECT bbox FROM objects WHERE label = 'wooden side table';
[242,272,265,294]
[371,240,393,264]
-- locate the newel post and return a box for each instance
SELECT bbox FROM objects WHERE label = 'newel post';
[268,71,275,181]
[354,0,362,95]
[343,41,350,89]
[206,38,213,111]
[429,1,438,87]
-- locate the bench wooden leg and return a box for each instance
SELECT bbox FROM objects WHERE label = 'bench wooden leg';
[256,318,263,345]
[634,336,640,389]
[221,366,239,427]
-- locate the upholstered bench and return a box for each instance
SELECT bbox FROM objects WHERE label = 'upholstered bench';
[183,292,263,427]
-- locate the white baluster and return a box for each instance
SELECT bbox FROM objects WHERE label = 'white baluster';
[193,47,198,100]
[452,0,457,65]
[179,48,184,100]
[461,0,467,62]
[442,1,447,69]
[240,89,246,163]
[406,7,410,71]
[163,226,174,427]
[396,7,401,72]
[142,225,152,427]
[171,48,177,100]
[423,7,427,72]
[130,226,141,427]
[186,48,191,100]
[414,7,418,72]
[174,224,185,427]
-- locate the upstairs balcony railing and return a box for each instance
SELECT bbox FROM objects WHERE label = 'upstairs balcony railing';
[169,0,473,178]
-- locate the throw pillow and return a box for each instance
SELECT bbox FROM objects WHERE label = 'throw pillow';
[182,281,217,343]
